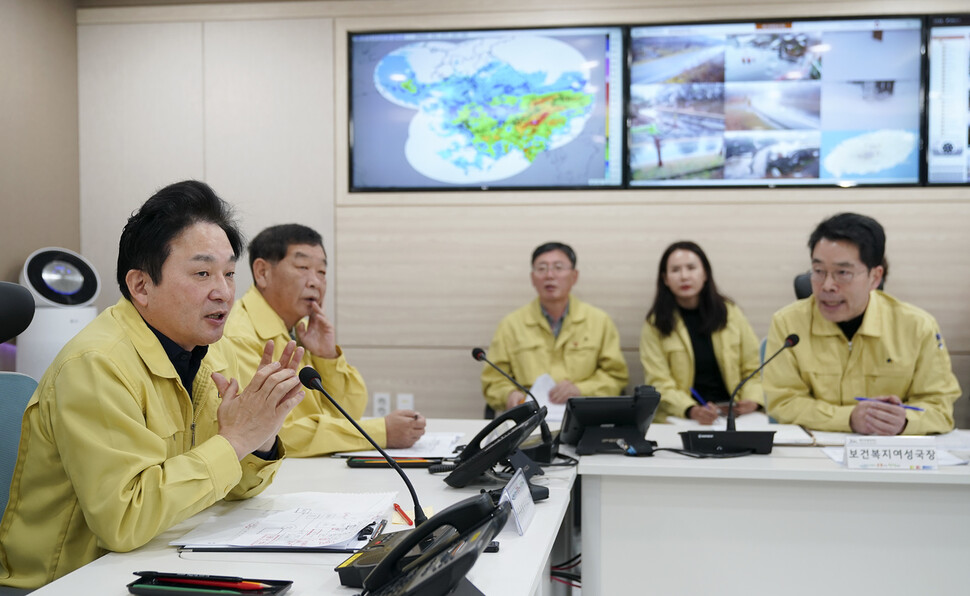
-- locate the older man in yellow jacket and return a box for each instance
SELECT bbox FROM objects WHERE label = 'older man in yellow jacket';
[765,213,960,435]
[0,181,304,589]
[225,224,425,455]
[482,242,628,413]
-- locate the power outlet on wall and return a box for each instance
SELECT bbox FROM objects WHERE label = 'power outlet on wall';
[396,393,415,411]
[373,392,391,417]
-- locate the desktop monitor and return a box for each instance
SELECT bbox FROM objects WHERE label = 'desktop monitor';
[559,387,661,455]
[349,26,625,191]
[926,15,970,184]
[627,16,924,187]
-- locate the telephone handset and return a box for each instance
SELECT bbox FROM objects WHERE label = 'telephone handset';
[362,493,512,596]
[440,402,545,489]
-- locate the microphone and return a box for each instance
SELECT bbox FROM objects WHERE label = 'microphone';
[473,347,557,463]
[299,366,428,526]
[680,334,799,455]
[726,333,799,431]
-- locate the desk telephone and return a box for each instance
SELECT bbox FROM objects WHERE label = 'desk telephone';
[433,402,546,489]
[352,493,511,596]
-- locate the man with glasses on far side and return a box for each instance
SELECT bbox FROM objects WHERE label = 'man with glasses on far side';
[481,242,628,414]
[765,213,960,435]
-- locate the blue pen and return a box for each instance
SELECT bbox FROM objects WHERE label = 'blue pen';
[690,387,707,405]
[854,397,924,412]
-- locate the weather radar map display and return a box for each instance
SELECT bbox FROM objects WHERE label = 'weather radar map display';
[350,27,624,190]
[628,18,923,186]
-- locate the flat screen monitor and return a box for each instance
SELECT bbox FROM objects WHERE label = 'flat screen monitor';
[559,388,660,455]
[927,15,970,184]
[627,17,924,186]
[349,26,625,191]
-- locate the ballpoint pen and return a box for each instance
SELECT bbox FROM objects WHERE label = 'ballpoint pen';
[139,586,243,595]
[160,578,272,591]
[690,388,708,405]
[854,397,925,412]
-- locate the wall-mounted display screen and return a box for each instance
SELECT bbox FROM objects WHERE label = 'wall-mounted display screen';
[628,18,924,186]
[349,27,625,191]
[927,15,970,184]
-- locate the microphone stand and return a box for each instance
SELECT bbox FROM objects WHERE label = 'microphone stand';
[473,348,558,463]
[299,367,428,526]
[680,335,799,456]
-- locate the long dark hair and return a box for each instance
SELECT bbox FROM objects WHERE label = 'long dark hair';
[646,241,728,336]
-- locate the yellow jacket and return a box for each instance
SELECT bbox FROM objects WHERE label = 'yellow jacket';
[224,287,381,455]
[640,302,763,423]
[482,296,628,412]
[0,299,282,589]
[764,291,961,434]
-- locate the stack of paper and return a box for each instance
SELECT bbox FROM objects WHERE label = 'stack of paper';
[172,491,396,552]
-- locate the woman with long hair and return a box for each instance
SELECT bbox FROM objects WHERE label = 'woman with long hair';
[640,241,762,424]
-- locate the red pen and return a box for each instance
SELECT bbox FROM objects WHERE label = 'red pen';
[157,577,272,590]
[394,502,413,526]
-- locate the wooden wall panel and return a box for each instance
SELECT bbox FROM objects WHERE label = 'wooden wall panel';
[335,199,970,349]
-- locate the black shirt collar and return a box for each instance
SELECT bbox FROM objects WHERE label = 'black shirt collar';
[146,323,209,396]
[837,311,866,340]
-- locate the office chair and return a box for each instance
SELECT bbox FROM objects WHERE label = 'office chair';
[0,282,34,344]
[0,372,36,518]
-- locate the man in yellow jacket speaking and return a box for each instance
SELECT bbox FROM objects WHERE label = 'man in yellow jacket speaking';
[765,213,961,435]
[0,181,305,589]
[482,242,628,413]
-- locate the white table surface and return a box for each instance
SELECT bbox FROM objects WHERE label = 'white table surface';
[578,422,970,596]
[28,419,577,596]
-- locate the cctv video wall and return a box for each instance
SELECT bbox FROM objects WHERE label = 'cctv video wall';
[348,15,970,191]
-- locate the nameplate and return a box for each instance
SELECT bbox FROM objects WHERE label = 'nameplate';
[844,436,937,470]
[499,468,536,536]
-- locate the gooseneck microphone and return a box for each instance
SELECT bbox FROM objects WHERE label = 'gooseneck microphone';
[680,333,800,456]
[473,348,557,463]
[726,333,800,431]
[299,366,428,526]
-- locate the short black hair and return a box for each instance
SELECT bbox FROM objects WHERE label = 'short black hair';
[248,224,325,274]
[808,213,885,270]
[117,180,242,300]
[531,242,576,268]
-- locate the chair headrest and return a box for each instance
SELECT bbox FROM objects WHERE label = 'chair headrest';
[0,282,35,343]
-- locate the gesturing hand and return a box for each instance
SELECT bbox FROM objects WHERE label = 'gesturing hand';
[214,340,306,459]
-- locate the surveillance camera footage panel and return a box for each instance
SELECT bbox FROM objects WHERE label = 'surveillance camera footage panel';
[927,15,970,184]
[628,17,923,187]
[349,26,625,191]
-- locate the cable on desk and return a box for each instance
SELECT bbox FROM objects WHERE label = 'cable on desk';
[551,553,581,570]
[540,453,578,467]
[650,447,752,459]
[550,571,581,588]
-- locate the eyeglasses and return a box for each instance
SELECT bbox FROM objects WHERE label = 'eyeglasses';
[532,262,573,275]
[810,267,866,285]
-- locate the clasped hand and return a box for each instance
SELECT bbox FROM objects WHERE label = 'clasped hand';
[213,340,306,459]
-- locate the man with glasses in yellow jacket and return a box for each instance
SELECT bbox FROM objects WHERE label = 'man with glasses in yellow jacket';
[482,242,628,414]
[765,213,960,435]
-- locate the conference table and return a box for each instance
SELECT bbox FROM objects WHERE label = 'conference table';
[579,423,970,596]
[27,419,577,596]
